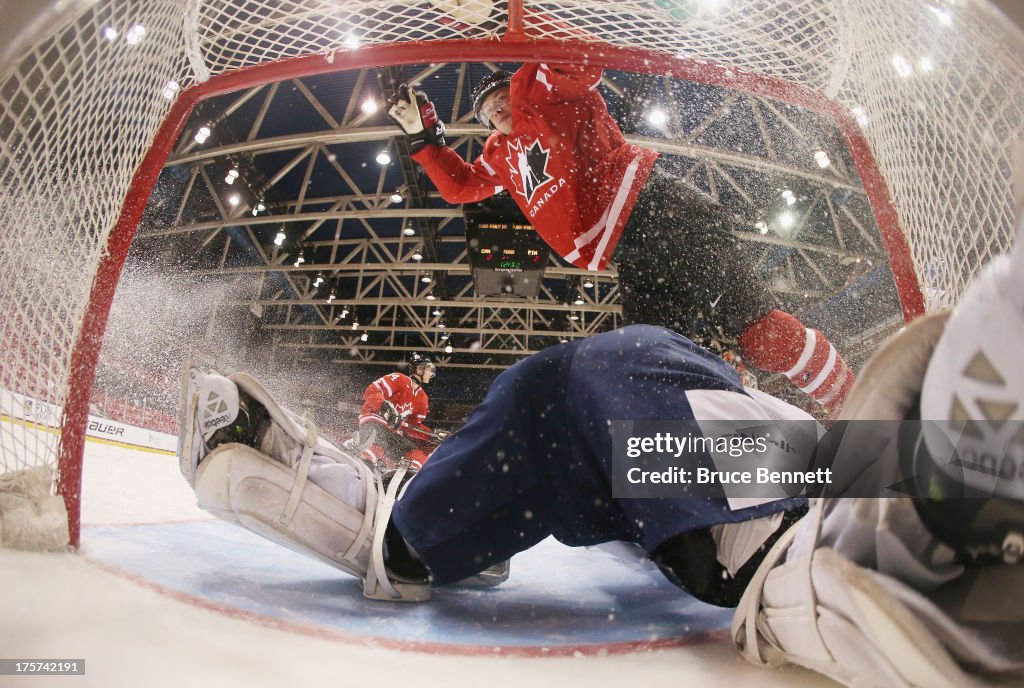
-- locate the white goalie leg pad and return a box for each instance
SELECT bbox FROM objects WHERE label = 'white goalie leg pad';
[182,362,430,601]
[228,370,361,469]
[732,499,1024,687]
[194,442,376,580]
[363,463,431,602]
[178,360,241,487]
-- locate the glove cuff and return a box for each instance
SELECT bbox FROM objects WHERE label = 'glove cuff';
[408,133,446,155]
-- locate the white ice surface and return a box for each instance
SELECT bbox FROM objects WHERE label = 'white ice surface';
[0,436,832,687]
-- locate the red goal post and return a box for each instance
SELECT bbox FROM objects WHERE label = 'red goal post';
[1,0,1021,549]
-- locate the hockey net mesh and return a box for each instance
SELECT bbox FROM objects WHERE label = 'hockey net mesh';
[0,0,1022,548]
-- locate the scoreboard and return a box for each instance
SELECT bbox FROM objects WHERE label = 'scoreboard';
[465,203,549,297]
[468,221,546,271]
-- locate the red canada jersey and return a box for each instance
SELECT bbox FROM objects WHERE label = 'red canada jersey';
[358,372,432,444]
[412,63,659,271]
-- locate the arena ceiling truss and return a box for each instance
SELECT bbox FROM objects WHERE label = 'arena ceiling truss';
[134,61,902,372]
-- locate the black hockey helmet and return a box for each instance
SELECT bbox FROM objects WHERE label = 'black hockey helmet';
[472,70,513,128]
[406,352,437,381]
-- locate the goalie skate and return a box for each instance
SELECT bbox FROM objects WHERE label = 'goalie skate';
[454,559,511,588]
[177,359,430,602]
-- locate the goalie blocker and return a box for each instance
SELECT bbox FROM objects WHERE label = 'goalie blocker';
[732,198,1024,684]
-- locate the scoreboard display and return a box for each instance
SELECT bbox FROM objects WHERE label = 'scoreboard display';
[467,220,547,271]
[465,203,549,297]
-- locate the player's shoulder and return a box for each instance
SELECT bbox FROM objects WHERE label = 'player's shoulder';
[482,133,504,156]
[377,371,412,385]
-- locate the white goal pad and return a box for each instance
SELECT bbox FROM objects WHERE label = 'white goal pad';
[180,362,430,601]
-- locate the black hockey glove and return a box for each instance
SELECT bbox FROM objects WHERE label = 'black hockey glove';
[387,83,446,154]
[377,399,403,431]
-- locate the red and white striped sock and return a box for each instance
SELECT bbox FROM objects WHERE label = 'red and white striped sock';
[738,309,856,413]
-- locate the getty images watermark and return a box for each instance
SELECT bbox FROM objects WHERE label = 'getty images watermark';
[611,419,1024,502]
[612,420,826,501]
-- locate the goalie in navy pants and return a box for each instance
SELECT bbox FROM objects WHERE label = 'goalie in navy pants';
[181,222,1024,685]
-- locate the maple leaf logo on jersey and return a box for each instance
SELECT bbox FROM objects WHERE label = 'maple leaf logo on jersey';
[504,138,555,204]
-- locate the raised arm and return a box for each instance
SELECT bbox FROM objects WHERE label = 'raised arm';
[412,145,504,204]
[388,82,502,204]
[517,63,604,104]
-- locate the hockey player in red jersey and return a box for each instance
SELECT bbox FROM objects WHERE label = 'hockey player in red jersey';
[353,353,438,470]
[387,65,855,414]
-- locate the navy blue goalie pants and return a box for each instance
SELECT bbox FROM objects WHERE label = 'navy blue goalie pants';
[391,325,804,585]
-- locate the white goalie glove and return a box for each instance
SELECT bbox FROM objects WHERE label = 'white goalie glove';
[731,153,1024,686]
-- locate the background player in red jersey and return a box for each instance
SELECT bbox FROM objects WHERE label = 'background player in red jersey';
[388,65,855,414]
[352,352,439,469]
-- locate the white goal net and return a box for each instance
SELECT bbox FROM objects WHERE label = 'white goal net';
[1,0,1022,549]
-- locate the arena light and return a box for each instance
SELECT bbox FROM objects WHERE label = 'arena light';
[892,53,914,78]
[125,24,146,45]
[411,248,423,261]
[421,275,432,283]
[327,290,336,304]
[426,293,436,301]
[781,189,796,206]
[444,344,453,354]
[344,33,361,50]
[225,168,239,185]
[103,27,118,41]
[340,307,349,318]
[778,211,796,230]
[274,228,286,246]
[390,190,404,204]
[569,313,580,321]
[573,296,584,306]
[438,322,446,329]
[360,332,369,342]
[161,80,179,99]
[361,98,378,115]
[851,106,869,127]
[313,273,324,288]
[440,332,449,340]
[402,225,415,236]
[582,278,594,288]
[929,5,953,25]
[646,108,669,127]
[352,321,359,330]
[194,125,211,144]
[813,150,831,168]
[432,308,442,316]
[227,193,240,207]
[376,151,391,165]
[755,221,769,235]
